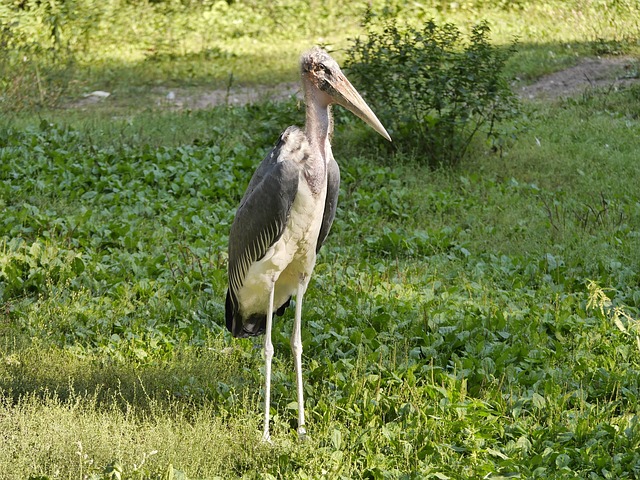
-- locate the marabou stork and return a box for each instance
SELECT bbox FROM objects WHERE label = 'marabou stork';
[225,47,390,442]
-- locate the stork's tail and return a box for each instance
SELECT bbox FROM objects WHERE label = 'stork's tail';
[225,290,291,338]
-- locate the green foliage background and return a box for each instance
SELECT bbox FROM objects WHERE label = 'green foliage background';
[1,0,640,479]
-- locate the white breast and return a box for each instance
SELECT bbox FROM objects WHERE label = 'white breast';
[236,168,327,317]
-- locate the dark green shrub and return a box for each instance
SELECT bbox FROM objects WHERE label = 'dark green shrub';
[345,16,520,166]
[0,0,79,111]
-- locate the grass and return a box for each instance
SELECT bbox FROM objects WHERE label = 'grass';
[2,86,640,478]
[2,0,640,479]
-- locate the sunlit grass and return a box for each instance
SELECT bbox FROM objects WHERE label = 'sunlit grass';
[0,380,265,479]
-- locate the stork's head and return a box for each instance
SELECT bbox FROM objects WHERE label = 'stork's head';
[301,47,391,142]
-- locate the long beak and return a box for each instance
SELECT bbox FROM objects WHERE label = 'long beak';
[331,73,392,142]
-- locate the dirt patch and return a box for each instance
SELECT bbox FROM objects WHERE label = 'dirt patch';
[68,82,301,111]
[517,56,639,100]
[152,82,301,109]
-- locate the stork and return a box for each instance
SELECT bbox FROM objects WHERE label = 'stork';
[225,47,390,442]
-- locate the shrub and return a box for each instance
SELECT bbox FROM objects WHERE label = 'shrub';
[345,16,520,166]
[0,0,79,111]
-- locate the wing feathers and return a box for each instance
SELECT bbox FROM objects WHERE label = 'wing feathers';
[226,127,304,336]
[316,155,340,253]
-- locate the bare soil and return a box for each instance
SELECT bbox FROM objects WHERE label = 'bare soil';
[151,82,301,109]
[72,82,301,110]
[517,56,639,100]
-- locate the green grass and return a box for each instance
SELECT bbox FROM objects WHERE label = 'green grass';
[2,1,640,479]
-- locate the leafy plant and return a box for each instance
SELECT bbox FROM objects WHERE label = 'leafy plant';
[587,279,640,352]
[345,16,520,166]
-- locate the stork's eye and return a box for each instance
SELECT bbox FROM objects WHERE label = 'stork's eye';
[318,63,332,76]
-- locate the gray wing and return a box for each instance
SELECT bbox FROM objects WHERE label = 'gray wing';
[316,154,340,253]
[226,127,302,335]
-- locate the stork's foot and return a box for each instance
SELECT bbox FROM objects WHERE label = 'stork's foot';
[297,426,308,442]
[261,432,273,444]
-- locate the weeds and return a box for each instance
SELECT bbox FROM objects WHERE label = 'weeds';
[541,191,628,239]
[587,280,640,352]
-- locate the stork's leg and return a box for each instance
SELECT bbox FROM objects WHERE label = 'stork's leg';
[291,277,308,440]
[262,283,275,443]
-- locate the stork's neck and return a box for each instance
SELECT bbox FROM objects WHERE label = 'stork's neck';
[304,85,333,162]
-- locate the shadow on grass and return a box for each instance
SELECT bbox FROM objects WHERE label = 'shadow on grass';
[0,337,261,416]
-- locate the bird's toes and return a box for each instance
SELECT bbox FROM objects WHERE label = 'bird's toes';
[297,426,308,442]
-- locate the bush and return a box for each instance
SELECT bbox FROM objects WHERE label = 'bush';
[0,0,80,111]
[345,16,520,166]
